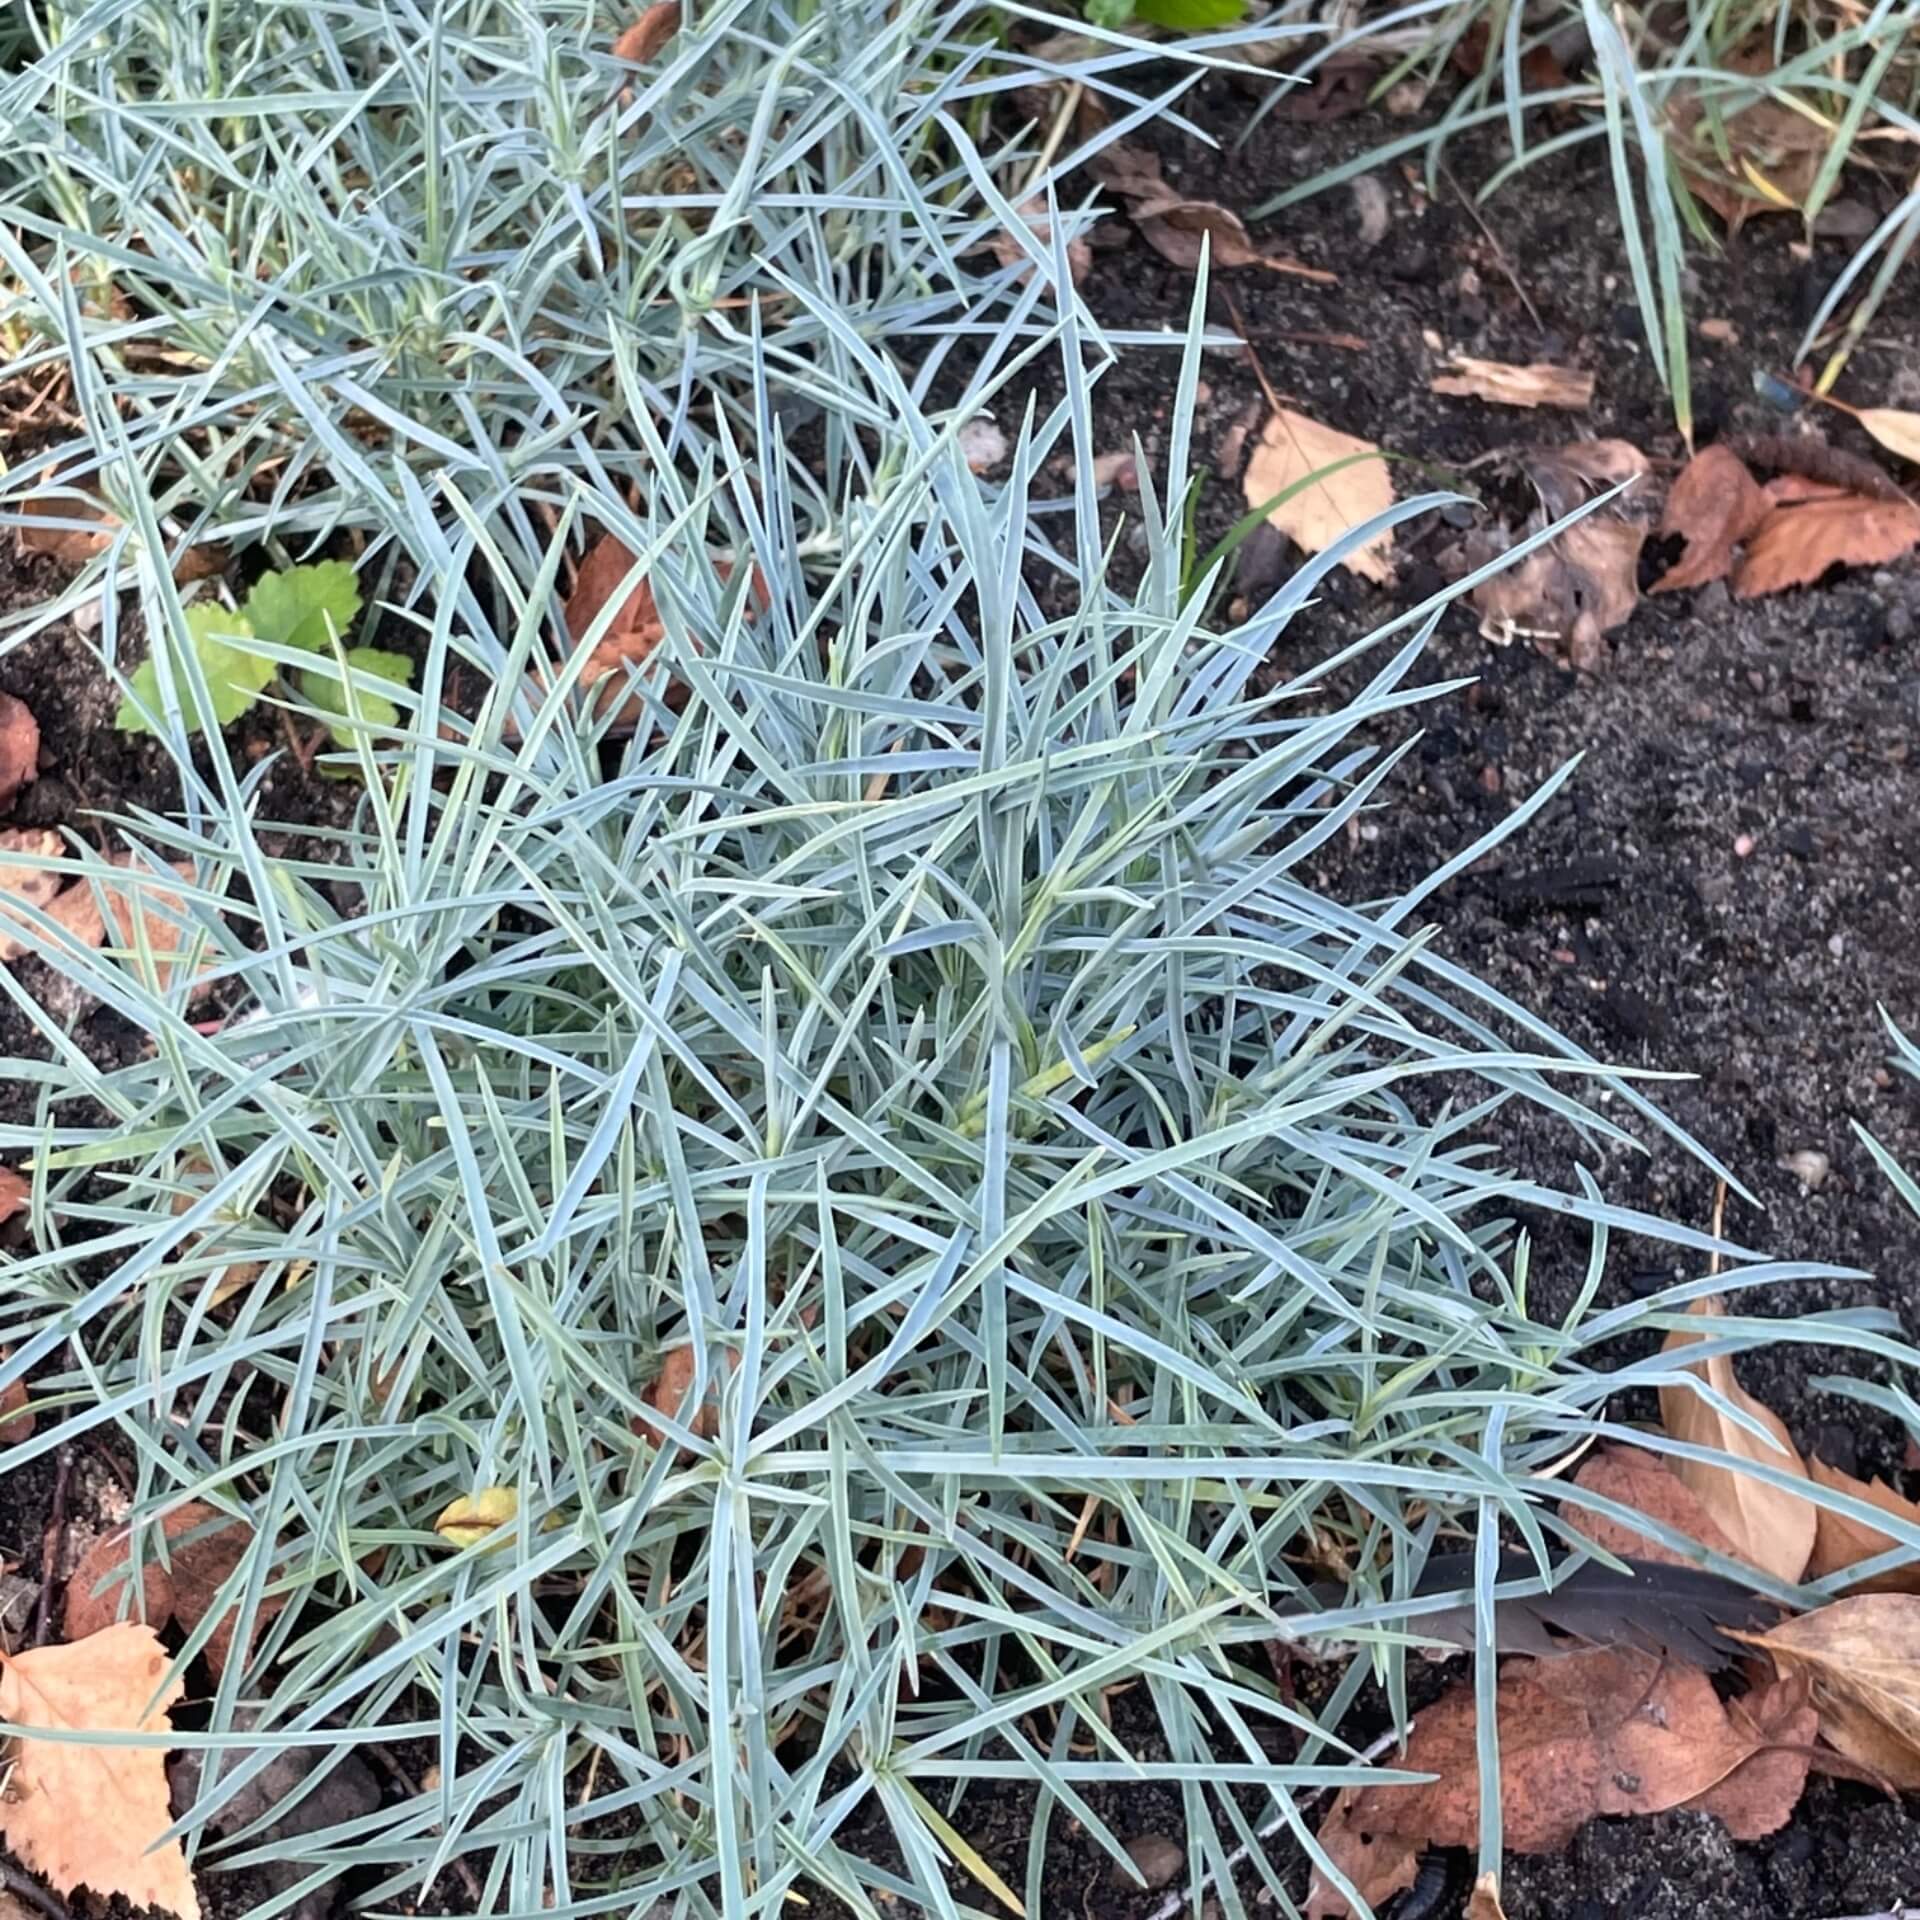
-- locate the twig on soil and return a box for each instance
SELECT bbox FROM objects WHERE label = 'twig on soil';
[32,1444,72,1646]
[1139,1727,1400,1920]
[0,1859,68,1920]
[1438,160,1544,337]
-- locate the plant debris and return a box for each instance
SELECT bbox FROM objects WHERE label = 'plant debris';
[1306,1647,1810,1918]
[433,1485,519,1549]
[1659,1296,1816,1584]
[1735,1594,1920,1790]
[0,1622,198,1919]
[0,693,38,813]
[1804,1456,1920,1593]
[1653,444,1771,592]
[1454,439,1650,670]
[1734,486,1920,598]
[1431,357,1594,411]
[612,0,680,62]
[1088,141,1332,282]
[1240,407,1394,584]
[1563,1444,1740,1566]
[65,1501,284,1680]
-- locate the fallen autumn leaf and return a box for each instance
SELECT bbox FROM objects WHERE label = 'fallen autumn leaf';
[1736,1593,1920,1791]
[1241,407,1394,585]
[1563,1443,1741,1567]
[0,692,39,813]
[1653,444,1771,592]
[1306,1646,1805,1918]
[1805,1455,1920,1593]
[1658,1296,1816,1584]
[0,1622,199,1920]
[1734,491,1920,597]
[612,0,680,63]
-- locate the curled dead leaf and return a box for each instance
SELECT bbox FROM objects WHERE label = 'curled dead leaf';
[1735,1593,1920,1791]
[1465,1875,1508,1920]
[17,854,217,999]
[0,1351,31,1447]
[0,1164,26,1224]
[13,489,118,565]
[612,0,680,62]
[167,1156,266,1306]
[1307,1647,1804,1918]
[1431,357,1594,411]
[1653,444,1771,592]
[1305,1796,1418,1920]
[1241,407,1394,585]
[1469,512,1642,671]
[633,1342,740,1450]
[65,1501,282,1680]
[1563,1443,1740,1567]
[1658,1295,1815,1585]
[0,828,69,964]
[1132,198,1333,283]
[0,1623,199,1919]
[989,210,1093,287]
[1732,492,1920,598]
[0,693,38,813]
[1668,81,1832,234]
[1681,1667,1818,1838]
[1805,1455,1920,1593]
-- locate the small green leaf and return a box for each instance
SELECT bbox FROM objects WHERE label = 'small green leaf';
[1082,0,1134,27]
[1132,0,1244,26]
[115,604,273,736]
[243,560,362,654]
[300,645,414,754]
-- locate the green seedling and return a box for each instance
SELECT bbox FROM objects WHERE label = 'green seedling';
[116,560,414,759]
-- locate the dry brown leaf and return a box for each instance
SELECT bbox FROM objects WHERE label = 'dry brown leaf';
[1854,407,1920,468]
[1465,1875,1508,1920]
[1307,1647,1797,1917]
[0,693,39,814]
[0,1162,28,1224]
[0,828,68,964]
[1242,408,1394,584]
[612,0,680,62]
[168,1156,266,1307]
[1668,84,1831,234]
[1658,1296,1815,1584]
[1469,513,1642,671]
[1732,492,1920,597]
[1736,1593,1920,1791]
[1653,444,1771,592]
[0,1622,199,1919]
[1431,357,1594,411]
[1682,1668,1818,1837]
[23,855,214,998]
[1304,1796,1418,1920]
[1522,438,1653,517]
[1563,1444,1740,1567]
[1132,198,1334,283]
[1804,1456,1920,1593]
[990,211,1093,287]
[65,1502,281,1680]
[13,489,118,565]
[0,1361,31,1447]
[633,1343,740,1451]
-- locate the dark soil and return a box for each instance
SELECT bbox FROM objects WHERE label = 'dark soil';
[5,57,1920,1920]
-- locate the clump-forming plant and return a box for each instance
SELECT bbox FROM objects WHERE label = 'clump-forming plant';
[5,297,1913,1917]
[4,3,1919,1918]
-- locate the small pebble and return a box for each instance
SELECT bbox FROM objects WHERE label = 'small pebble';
[1779,1149,1830,1192]
[1733,832,1755,858]
[959,415,1008,476]
[1114,1835,1185,1892]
